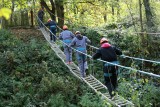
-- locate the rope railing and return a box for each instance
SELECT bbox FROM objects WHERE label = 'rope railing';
[41,9,160,65]
[87,44,160,64]
[36,15,160,78]
[133,32,160,35]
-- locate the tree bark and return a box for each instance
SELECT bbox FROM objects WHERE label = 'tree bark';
[40,0,64,28]
[24,10,29,26]
[139,0,143,32]
[40,0,56,21]
[31,9,34,27]
[10,0,15,26]
[55,1,64,28]
[143,0,155,31]
[104,7,107,22]
[116,0,120,21]
[21,11,24,26]
[112,4,115,21]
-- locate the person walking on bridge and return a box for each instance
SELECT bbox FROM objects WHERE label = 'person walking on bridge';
[92,37,122,98]
[37,7,45,28]
[45,19,57,43]
[70,31,91,78]
[59,25,75,64]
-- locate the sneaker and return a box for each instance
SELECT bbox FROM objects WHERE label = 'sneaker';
[50,40,54,43]
[110,92,116,100]
[85,69,89,75]
[69,61,73,64]
[111,96,116,100]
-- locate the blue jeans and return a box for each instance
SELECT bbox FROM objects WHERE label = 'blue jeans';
[50,26,56,41]
[76,52,87,77]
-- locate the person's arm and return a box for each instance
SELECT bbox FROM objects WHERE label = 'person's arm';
[42,11,45,16]
[113,46,122,55]
[70,32,75,39]
[85,37,91,44]
[69,37,76,47]
[59,33,63,40]
[44,22,49,26]
[92,49,101,60]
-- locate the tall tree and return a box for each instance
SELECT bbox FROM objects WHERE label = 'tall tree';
[143,0,155,32]
[40,0,56,21]
[139,0,143,32]
[40,0,64,27]
[111,4,115,21]
[116,0,120,21]
[10,0,15,26]
[55,0,64,28]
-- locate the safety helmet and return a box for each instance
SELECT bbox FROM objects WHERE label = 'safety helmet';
[75,31,81,35]
[48,19,52,22]
[100,38,108,44]
[63,25,68,30]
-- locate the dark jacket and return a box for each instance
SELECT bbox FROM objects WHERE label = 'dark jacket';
[92,43,122,62]
[38,10,44,19]
[45,20,57,27]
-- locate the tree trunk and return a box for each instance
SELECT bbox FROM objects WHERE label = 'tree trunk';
[116,0,120,21]
[30,9,34,27]
[104,7,107,22]
[10,0,15,26]
[143,0,155,32]
[21,11,24,26]
[40,0,56,21]
[24,10,29,26]
[111,4,115,21]
[32,0,36,26]
[40,0,64,28]
[55,1,64,28]
[139,0,143,32]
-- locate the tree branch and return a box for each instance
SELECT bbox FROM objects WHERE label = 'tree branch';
[64,1,98,6]
[40,0,51,12]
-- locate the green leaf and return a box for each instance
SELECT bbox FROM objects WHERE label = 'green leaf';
[0,8,12,20]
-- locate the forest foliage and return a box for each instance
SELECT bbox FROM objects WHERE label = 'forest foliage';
[0,29,106,107]
[0,0,160,107]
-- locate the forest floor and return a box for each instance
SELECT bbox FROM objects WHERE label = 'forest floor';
[10,28,44,41]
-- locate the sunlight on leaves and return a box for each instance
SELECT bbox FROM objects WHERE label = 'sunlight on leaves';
[0,8,11,20]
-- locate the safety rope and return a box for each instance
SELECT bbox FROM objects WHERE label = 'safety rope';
[37,13,117,97]
[36,11,160,78]
[40,7,160,65]
[87,44,160,64]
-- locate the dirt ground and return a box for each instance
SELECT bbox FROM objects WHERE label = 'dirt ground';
[10,28,44,41]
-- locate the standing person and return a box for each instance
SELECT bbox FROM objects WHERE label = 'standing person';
[92,37,122,98]
[45,19,57,43]
[37,7,45,28]
[59,25,75,64]
[70,31,91,78]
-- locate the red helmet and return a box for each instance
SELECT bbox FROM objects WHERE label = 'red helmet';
[48,19,52,22]
[100,38,108,44]
[63,25,68,30]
